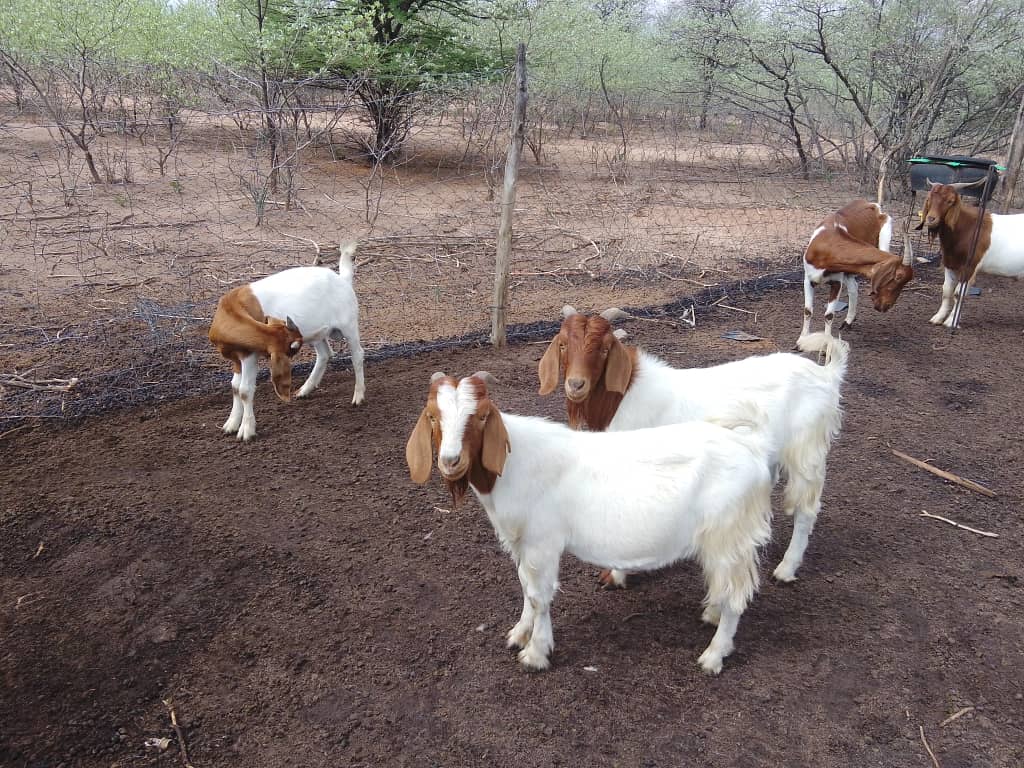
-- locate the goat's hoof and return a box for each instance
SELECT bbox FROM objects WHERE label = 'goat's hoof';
[598,569,627,589]
[697,649,726,676]
[294,388,314,399]
[506,625,531,650]
[517,646,551,671]
[236,426,256,442]
[772,564,798,583]
[839,321,852,331]
[351,393,366,406]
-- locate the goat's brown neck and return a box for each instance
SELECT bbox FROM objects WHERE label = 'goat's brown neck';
[568,347,638,432]
[443,459,499,505]
[936,204,992,276]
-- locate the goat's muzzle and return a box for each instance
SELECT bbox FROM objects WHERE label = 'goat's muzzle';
[565,377,590,402]
[438,453,470,481]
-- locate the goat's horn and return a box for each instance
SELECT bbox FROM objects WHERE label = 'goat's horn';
[948,177,987,191]
[472,371,498,388]
[430,371,447,382]
[285,316,299,332]
[902,233,914,266]
[561,304,578,318]
[600,307,632,322]
[925,177,940,188]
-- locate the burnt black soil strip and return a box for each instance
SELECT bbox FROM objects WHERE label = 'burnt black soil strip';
[1,269,802,426]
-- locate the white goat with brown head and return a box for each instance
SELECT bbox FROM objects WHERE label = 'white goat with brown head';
[407,372,774,675]
[539,310,847,588]
[209,242,366,441]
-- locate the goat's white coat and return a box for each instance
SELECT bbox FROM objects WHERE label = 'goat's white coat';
[435,379,774,674]
[598,334,847,586]
[222,243,365,441]
[930,212,1024,327]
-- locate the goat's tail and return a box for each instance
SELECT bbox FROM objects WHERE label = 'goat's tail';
[706,400,773,463]
[338,241,358,279]
[796,332,850,379]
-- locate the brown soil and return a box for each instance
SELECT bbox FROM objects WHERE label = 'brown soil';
[3,274,1023,768]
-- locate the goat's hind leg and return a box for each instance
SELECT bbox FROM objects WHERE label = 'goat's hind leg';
[773,461,824,582]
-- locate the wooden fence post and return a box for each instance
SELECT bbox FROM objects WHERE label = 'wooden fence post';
[491,43,527,347]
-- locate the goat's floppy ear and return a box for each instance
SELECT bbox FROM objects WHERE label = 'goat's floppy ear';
[604,335,633,394]
[480,408,510,476]
[406,408,434,484]
[537,335,563,395]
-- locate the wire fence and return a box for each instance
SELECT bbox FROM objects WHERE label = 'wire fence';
[0,64,957,428]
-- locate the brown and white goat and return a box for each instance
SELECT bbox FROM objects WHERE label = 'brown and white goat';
[209,286,304,442]
[539,311,848,587]
[407,372,775,674]
[915,180,1024,328]
[208,243,366,442]
[800,199,913,346]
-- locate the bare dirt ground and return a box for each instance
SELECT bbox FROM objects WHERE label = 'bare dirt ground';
[2,272,1023,767]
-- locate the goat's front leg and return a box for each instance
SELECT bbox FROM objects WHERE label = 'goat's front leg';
[841,276,858,329]
[930,268,957,325]
[296,339,332,399]
[506,561,536,650]
[515,554,560,671]
[236,353,259,442]
[222,370,244,435]
[942,271,977,329]
[697,605,742,676]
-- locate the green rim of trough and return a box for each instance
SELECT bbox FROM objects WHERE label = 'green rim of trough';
[909,156,1006,171]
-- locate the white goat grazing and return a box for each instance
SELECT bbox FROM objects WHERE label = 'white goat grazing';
[539,312,848,587]
[407,372,774,675]
[209,242,366,441]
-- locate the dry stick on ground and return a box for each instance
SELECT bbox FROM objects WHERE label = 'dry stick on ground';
[940,706,975,727]
[919,726,942,768]
[163,699,195,768]
[920,511,998,538]
[0,374,80,392]
[891,449,997,498]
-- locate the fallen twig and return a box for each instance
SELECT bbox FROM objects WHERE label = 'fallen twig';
[891,449,996,498]
[163,699,195,768]
[940,706,974,727]
[919,725,941,768]
[0,374,80,392]
[0,425,30,440]
[920,511,998,538]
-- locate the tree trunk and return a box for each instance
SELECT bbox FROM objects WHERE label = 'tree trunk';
[1002,87,1024,212]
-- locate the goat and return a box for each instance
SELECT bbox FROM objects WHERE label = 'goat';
[406,372,774,674]
[209,242,366,441]
[801,199,913,344]
[539,312,847,588]
[916,180,1024,328]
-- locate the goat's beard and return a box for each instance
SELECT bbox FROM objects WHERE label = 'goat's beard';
[566,382,623,432]
[444,476,470,507]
